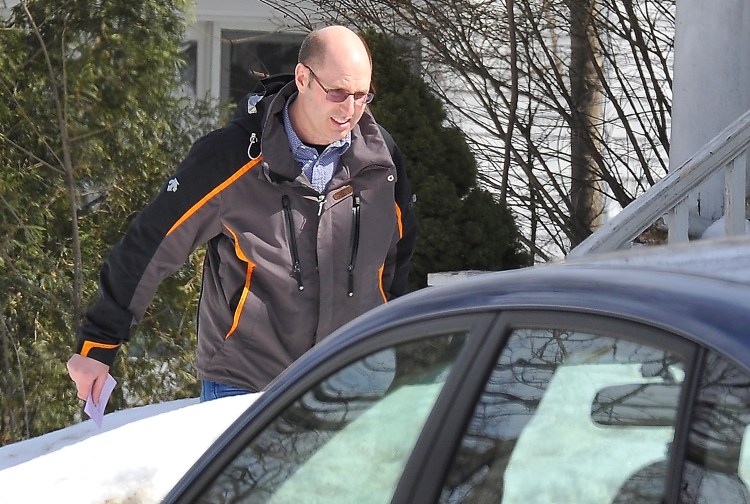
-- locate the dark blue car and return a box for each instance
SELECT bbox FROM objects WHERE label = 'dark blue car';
[164,239,750,504]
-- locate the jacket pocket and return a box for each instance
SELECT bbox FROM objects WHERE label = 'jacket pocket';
[281,195,304,291]
[347,194,361,297]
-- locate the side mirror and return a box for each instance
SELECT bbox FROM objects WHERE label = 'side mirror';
[591,383,681,427]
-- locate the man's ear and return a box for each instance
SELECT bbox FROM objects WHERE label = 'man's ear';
[294,63,308,91]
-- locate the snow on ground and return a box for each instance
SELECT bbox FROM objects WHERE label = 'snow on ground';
[0,394,259,504]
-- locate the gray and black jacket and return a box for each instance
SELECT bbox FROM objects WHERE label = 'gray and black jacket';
[75,76,418,391]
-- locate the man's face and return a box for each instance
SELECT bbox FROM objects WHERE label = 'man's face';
[293,60,372,146]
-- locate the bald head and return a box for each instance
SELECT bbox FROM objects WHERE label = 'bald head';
[298,25,372,73]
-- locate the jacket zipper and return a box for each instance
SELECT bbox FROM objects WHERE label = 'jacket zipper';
[281,195,304,291]
[347,195,361,297]
[317,194,325,216]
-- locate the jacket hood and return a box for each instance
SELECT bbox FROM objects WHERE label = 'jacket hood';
[234,74,295,120]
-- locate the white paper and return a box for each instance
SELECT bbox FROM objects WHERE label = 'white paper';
[83,374,117,429]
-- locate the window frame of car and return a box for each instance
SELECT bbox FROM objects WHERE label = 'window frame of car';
[394,309,702,504]
[164,311,499,504]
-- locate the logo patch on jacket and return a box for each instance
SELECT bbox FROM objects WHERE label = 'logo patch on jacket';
[167,178,179,193]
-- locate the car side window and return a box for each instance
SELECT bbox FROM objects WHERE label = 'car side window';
[440,324,688,504]
[196,330,468,504]
[677,351,750,502]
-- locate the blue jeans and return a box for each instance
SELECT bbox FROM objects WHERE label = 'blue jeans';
[200,380,253,402]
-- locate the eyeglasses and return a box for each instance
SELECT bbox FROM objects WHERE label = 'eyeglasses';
[303,64,375,105]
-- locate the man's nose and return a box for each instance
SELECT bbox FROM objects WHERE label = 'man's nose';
[340,95,357,113]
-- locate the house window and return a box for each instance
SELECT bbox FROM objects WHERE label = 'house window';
[220,30,305,105]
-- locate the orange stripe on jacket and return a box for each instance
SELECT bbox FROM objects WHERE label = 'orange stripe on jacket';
[395,203,404,238]
[224,225,256,339]
[81,341,120,357]
[379,203,405,301]
[167,156,263,236]
[378,265,387,302]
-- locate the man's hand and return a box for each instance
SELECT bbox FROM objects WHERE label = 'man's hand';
[67,354,110,406]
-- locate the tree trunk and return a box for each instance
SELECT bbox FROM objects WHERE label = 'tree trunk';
[568,0,604,246]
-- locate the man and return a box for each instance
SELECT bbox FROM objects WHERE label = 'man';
[67,25,417,404]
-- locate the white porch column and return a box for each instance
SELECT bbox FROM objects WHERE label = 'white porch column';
[670,0,750,236]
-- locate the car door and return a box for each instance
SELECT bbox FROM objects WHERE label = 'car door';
[164,312,497,504]
[400,310,701,504]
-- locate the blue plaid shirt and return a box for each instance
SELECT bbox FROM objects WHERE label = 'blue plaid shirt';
[283,95,351,193]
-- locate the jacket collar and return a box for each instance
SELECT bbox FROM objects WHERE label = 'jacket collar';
[239,78,395,184]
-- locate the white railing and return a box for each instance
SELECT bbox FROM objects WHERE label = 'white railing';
[568,108,750,258]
